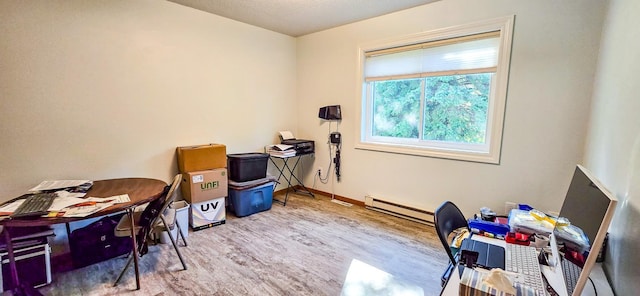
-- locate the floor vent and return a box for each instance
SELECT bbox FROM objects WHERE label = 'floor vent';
[364,195,434,226]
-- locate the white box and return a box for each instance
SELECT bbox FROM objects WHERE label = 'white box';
[159,200,191,244]
[190,197,226,231]
[0,243,52,291]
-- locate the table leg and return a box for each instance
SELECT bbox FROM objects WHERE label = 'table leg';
[3,227,20,290]
[269,155,315,206]
[280,158,295,205]
[270,156,293,206]
[269,156,286,183]
[127,208,141,290]
[283,156,315,198]
[65,222,71,238]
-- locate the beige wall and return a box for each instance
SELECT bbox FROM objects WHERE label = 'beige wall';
[2,0,633,289]
[0,0,615,218]
[296,0,608,216]
[584,0,640,294]
[0,0,297,200]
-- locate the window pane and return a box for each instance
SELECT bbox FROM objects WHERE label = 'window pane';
[423,73,492,144]
[372,79,422,139]
[358,16,513,163]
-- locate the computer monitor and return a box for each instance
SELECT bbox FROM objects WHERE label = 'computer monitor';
[552,165,617,296]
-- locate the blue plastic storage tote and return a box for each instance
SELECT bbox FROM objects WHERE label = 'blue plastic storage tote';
[229,182,274,217]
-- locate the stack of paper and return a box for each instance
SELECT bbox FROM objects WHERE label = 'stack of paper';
[267,144,296,157]
[58,195,131,217]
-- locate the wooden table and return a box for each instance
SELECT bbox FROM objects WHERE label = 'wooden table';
[1,178,167,292]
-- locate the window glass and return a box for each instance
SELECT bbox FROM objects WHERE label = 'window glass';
[372,78,421,139]
[423,73,492,144]
[357,16,514,163]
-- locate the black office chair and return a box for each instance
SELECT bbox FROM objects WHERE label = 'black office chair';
[434,201,469,287]
[113,174,188,286]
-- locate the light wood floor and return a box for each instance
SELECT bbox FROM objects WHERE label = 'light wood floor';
[39,192,448,295]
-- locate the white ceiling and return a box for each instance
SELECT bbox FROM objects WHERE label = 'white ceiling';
[168,0,440,37]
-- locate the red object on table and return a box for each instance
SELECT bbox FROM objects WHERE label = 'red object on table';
[505,232,531,245]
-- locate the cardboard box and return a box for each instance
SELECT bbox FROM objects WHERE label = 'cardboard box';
[177,144,227,173]
[181,169,228,203]
[190,197,226,231]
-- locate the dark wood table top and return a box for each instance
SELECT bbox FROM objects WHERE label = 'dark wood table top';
[2,178,167,227]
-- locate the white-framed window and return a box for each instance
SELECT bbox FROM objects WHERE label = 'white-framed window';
[356,16,514,164]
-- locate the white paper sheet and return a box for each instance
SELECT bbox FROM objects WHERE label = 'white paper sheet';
[49,195,88,211]
[0,200,25,214]
[279,131,295,140]
[272,144,294,151]
[60,194,130,217]
[83,194,130,204]
[62,203,113,217]
[29,180,91,192]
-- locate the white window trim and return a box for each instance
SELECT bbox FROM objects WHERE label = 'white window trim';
[355,15,514,164]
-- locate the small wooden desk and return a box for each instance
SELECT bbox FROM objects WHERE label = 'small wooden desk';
[1,178,167,292]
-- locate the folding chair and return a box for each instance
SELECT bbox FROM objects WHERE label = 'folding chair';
[113,174,187,287]
[434,201,469,287]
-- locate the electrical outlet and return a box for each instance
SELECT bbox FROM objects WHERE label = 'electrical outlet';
[317,167,323,176]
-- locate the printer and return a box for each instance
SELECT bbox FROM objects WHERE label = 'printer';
[279,131,315,155]
[281,139,314,155]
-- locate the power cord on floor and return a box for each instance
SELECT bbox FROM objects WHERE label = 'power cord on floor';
[588,276,598,296]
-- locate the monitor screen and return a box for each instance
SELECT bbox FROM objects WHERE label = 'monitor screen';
[553,165,617,296]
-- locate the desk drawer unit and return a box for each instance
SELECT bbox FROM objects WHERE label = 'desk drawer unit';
[0,243,52,291]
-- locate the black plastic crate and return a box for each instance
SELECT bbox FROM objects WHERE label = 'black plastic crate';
[227,153,269,182]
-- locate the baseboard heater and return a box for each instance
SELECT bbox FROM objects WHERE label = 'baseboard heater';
[364,195,434,226]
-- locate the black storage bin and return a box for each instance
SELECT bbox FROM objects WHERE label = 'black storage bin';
[69,213,132,268]
[227,153,269,182]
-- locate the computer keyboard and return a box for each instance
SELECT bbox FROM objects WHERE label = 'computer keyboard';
[11,193,56,218]
[505,243,547,295]
[561,257,582,295]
